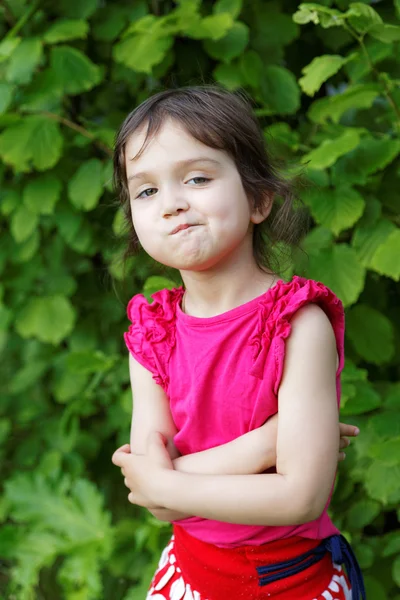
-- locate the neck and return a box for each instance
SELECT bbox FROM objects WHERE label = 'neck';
[179,241,277,318]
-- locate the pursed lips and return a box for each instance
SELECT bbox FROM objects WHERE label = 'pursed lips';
[170,223,198,235]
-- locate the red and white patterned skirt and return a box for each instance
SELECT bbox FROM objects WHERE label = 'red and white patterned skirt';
[146,525,353,599]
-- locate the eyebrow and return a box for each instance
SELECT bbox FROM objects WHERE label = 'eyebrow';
[127,157,222,183]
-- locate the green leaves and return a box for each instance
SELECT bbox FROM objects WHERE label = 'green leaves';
[303,186,365,235]
[10,206,39,243]
[347,305,395,364]
[302,129,361,170]
[0,116,63,172]
[1,0,399,597]
[16,296,76,345]
[299,55,350,96]
[23,174,62,215]
[68,159,104,211]
[308,83,381,124]
[51,46,101,94]
[113,25,173,74]
[306,244,365,306]
[260,66,300,115]
[44,19,89,44]
[6,38,43,85]
[204,22,249,61]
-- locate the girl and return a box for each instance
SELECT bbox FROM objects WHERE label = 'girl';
[111,86,365,600]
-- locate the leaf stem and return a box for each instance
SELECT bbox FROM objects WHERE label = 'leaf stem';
[344,23,400,132]
[4,1,39,39]
[40,111,113,158]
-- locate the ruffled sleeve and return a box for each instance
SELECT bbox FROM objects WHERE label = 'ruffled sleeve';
[250,276,345,397]
[124,287,184,391]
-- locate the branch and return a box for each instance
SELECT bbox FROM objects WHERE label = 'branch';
[40,111,113,158]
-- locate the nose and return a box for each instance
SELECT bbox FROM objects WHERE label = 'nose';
[161,187,189,218]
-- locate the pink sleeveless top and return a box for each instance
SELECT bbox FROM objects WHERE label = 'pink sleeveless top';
[124,276,345,548]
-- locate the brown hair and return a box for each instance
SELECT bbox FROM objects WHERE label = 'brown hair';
[113,85,307,274]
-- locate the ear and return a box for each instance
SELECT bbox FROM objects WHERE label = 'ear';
[250,192,274,225]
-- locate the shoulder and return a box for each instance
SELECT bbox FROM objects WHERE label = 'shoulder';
[126,287,184,330]
[250,276,344,380]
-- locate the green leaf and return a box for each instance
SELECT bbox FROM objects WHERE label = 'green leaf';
[114,31,173,74]
[383,532,400,557]
[260,65,301,115]
[0,115,63,172]
[369,438,400,466]
[393,555,400,588]
[341,378,381,415]
[6,38,43,85]
[213,0,242,19]
[92,6,130,42]
[332,136,400,185]
[68,159,104,211]
[143,276,178,300]
[1,189,19,216]
[213,63,242,90]
[239,51,263,88]
[293,4,346,28]
[299,55,349,97]
[51,46,101,94]
[346,3,382,34]
[365,462,400,504]
[370,228,400,281]
[0,37,21,63]
[112,207,127,237]
[188,14,234,41]
[352,219,396,269]
[308,83,381,124]
[23,174,62,215]
[16,296,76,345]
[302,129,360,170]
[347,305,395,364]
[10,360,48,394]
[345,39,392,82]
[254,7,299,49]
[0,82,14,114]
[58,547,102,599]
[44,19,89,44]
[301,226,333,253]
[303,186,365,235]
[369,23,400,42]
[306,244,365,306]
[12,229,40,264]
[346,500,380,529]
[10,206,39,243]
[204,22,249,62]
[59,0,99,19]
[66,350,115,374]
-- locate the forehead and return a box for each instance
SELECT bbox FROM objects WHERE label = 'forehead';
[124,118,228,172]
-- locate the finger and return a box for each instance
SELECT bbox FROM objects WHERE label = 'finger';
[338,452,346,461]
[128,492,136,504]
[112,451,127,467]
[124,477,130,489]
[339,423,360,437]
[114,443,131,453]
[339,437,350,449]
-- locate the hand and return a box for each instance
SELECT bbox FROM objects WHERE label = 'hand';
[258,415,359,466]
[148,508,189,522]
[338,422,360,461]
[112,432,174,508]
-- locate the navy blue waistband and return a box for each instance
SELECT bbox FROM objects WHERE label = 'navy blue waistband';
[256,534,366,599]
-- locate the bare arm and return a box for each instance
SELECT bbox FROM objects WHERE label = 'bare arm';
[148,305,341,526]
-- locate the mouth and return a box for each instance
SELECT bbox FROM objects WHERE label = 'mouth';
[171,224,197,235]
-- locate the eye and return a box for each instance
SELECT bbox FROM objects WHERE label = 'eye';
[187,177,211,185]
[136,187,157,199]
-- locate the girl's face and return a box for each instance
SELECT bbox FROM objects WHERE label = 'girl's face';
[125,119,265,272]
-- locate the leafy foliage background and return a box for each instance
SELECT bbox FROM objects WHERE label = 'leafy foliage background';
[0,0,399,598]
